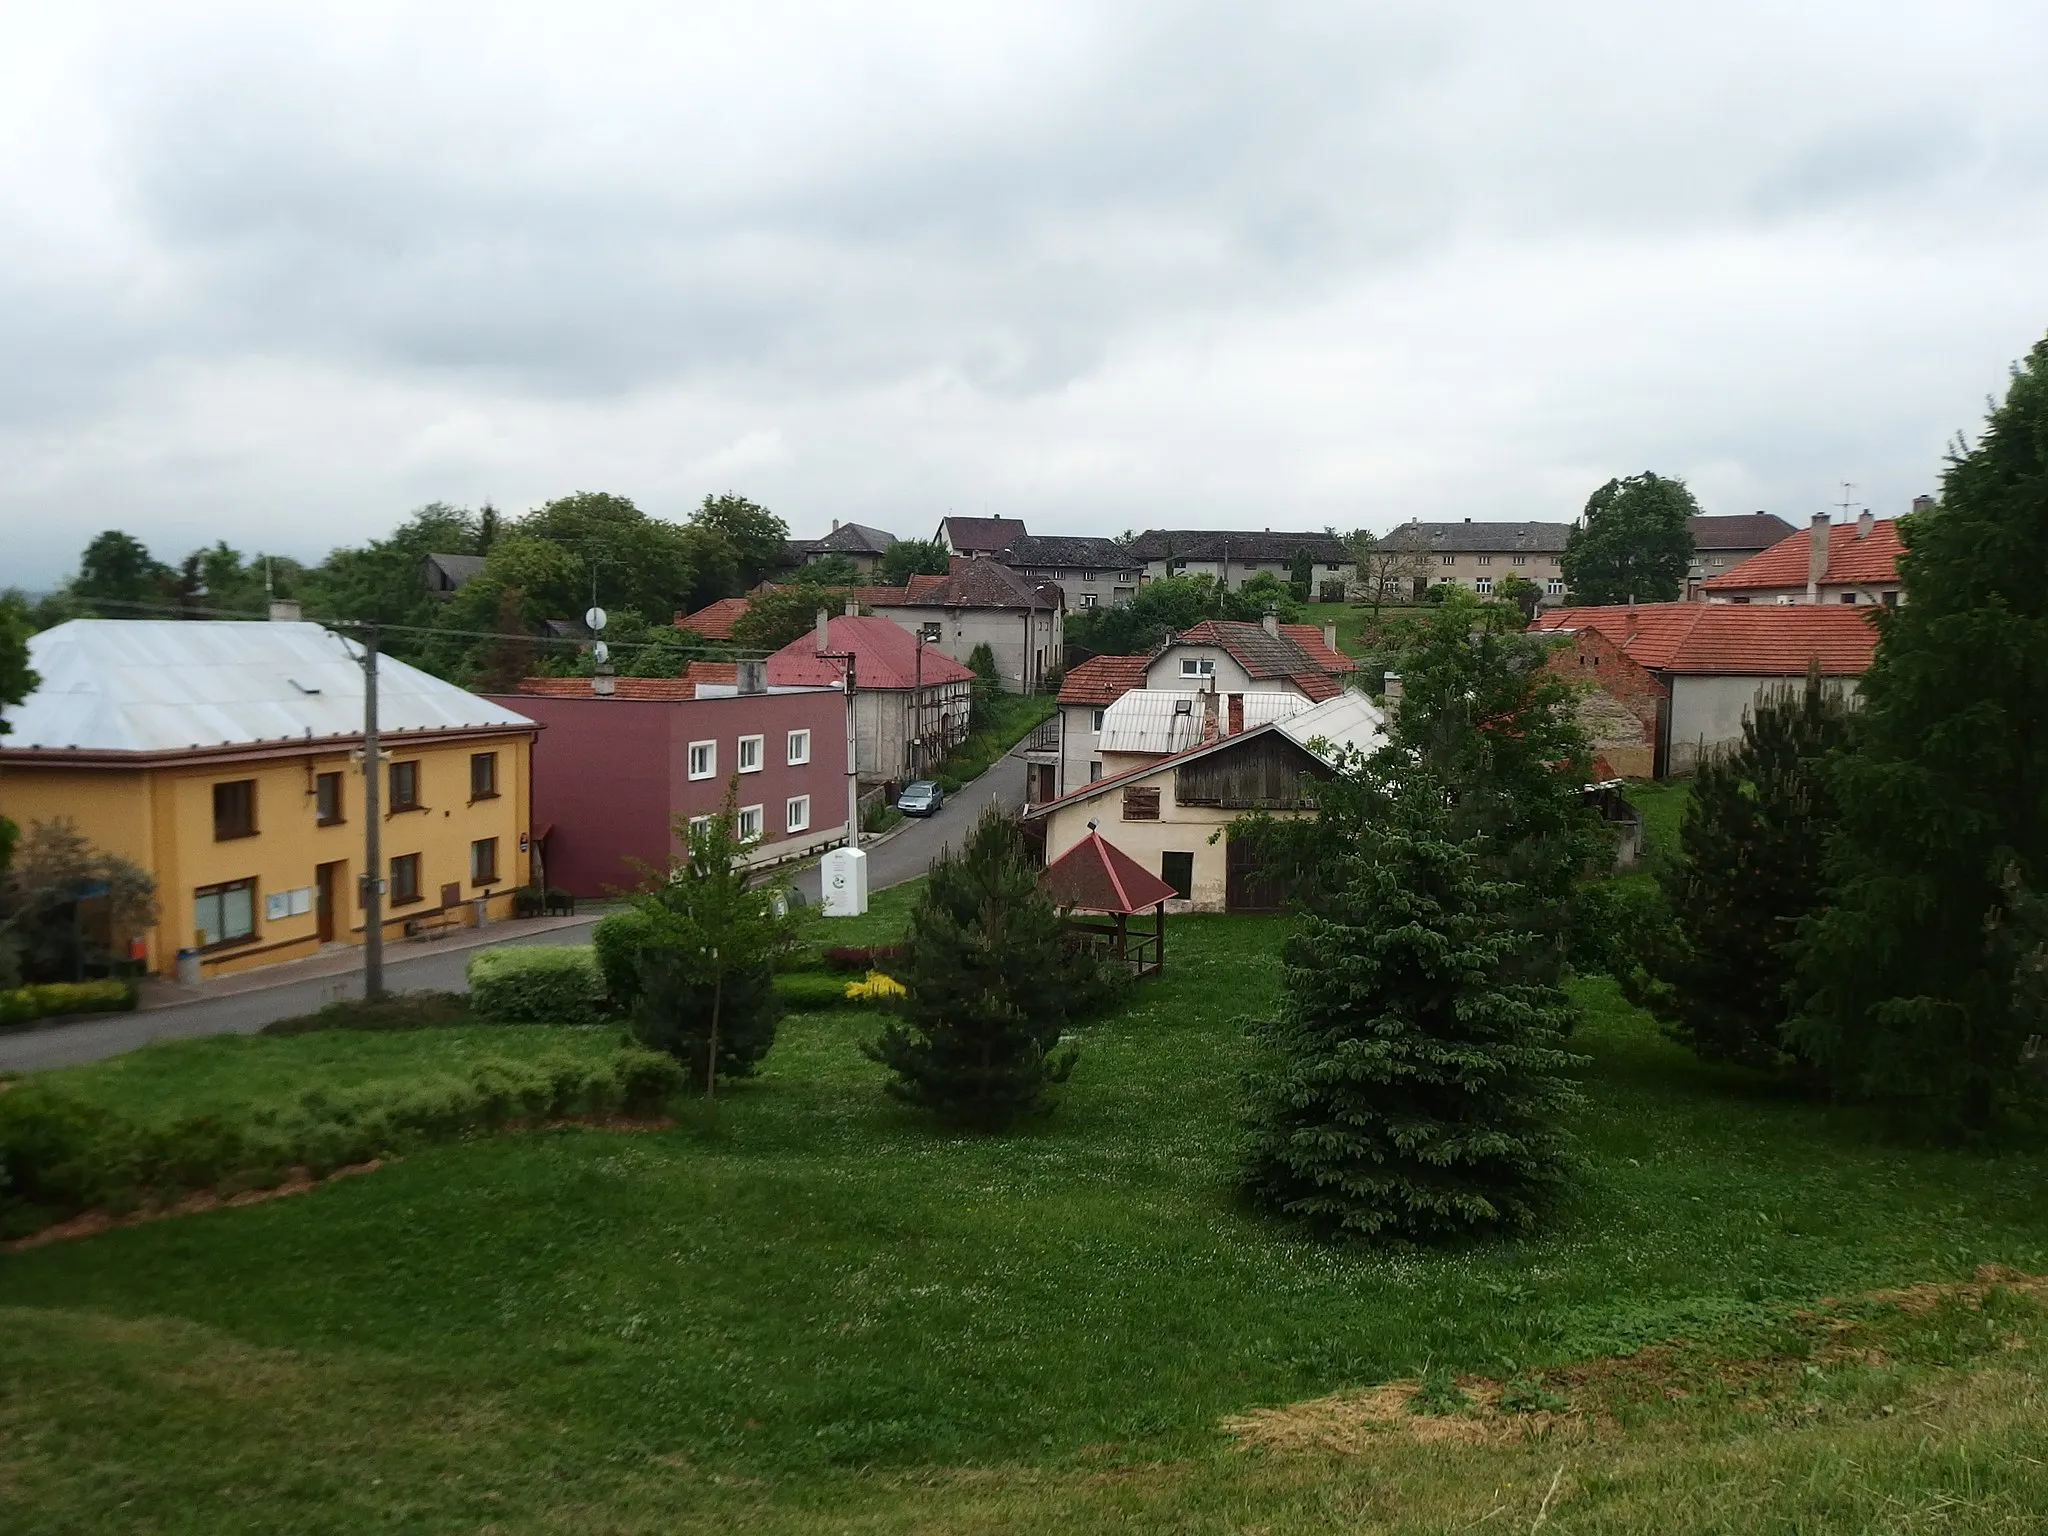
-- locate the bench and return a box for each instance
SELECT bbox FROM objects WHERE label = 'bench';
[404,883,469,941]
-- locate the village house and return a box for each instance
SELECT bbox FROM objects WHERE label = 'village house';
[1045,654,1150,803]
[935,515,1030,559]
[993,534,1144,613]
[763,612,975,785]
[1124,529,1354,593]
[784,521,898,576]
[1533,602,1880,777]
[421,552,486,595]
[868,559,1062,695]
[1024,691,1384,913]
[490,668,850,897]
[1702,507,1910,606]
[0,618,536,979]
[1145,616,1357,701]
[1376,520,1572,604]
[1096,689,1311,780]
[1685,512,1796,598]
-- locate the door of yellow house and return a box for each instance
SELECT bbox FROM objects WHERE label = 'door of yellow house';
[315,861,344,944]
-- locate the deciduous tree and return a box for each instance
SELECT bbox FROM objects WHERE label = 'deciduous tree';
[879,537,951,585]
[1560,473,1699,605]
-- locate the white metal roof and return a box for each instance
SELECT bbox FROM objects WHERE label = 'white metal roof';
[2,620,535,754]
[1097,689,1307,756]
[1273,688,1386,760]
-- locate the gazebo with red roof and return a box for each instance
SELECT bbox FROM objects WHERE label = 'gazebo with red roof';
[1039,828,1176,978]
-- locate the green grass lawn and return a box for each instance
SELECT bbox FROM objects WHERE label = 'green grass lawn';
[4,912,2047,1531]
[1625,777,1691,860]
[1298,599,1429,661]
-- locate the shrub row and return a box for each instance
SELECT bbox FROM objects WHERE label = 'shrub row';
[820,944,908,974]
[261,991,473,1037]
[466,946,605,1024]
[0,1040,682,1237]
[0,980,137,1028]
[773,971,864,1010]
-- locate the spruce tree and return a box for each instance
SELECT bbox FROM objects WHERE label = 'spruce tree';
[1654,668,1853,1068]
[863,806,1078,1128]
[1793,335,2048,1132]
[1242,769,1583,1240]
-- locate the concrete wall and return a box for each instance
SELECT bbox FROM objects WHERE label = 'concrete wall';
[0,732,533,977]
[1666,674,1861,775]
[494,690,851,897]
[1057,701,1105,798]
[875,604,1061,694]
[1140,556,1355,591]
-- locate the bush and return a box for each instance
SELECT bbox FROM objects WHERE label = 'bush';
[822,944,908,973]
[260,991,470,1037]
[0,979,137,1028]
[0,1042,684,1237]
[592,908,658,1011]
[466,946,604,1024]
[774,971,862,1010]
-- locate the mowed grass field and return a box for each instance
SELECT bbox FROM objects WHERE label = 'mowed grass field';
[5,897,2048,1532]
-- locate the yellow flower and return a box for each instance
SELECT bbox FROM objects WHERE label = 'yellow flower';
[844,970,908,1002]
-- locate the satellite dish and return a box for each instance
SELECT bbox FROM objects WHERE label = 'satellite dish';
[584,606,607,632]
[591,641,610,665]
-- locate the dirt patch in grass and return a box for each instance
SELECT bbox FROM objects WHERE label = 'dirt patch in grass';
[1223,1265,2048,1456]
[1,1114,676,1253]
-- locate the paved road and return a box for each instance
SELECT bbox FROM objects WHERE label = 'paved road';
[0,919,601,1073]
[0,750,1031,1074]
[787,752,1027,906]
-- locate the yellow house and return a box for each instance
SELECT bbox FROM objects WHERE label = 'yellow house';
[1023,690,1383,913]
[0,618,537,979]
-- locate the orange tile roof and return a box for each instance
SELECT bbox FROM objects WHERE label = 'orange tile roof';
[511,676,697,701]
[1171,619,1350,697]
[1058,654,1151,706]
[765,616,976,689]
[675,597,750,639]
[1279,624,1357,673]
[1041,830,1179,913]
[1534,603,1879,675]
[1703,519,1903,592]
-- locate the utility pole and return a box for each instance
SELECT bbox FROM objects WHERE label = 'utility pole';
[360,626,385,1001]
[843,654,859,848]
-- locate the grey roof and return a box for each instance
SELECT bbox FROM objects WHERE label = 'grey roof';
[883,558,1055,611]
[1,620,534,756]
[810,522,897,555]
[1378,520,1572,554]
[1125,529,1351,563]
[1689,513,1796,550]
[996,535,1144,572]
[423,551,487,588]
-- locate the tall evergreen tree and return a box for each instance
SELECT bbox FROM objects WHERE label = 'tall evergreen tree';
[1652,668,1853,1068]
[1559,473,1699,605]
[863,807,1078,1128]
[1793,337,2048,1132]
[1242,769,1583,1240]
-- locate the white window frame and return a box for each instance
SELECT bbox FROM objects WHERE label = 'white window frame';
[1091,708,1105,731]
[1475,577,1493,595]
[1178,657,1215,679]
[785,795,810,833]
[688,815,712,834]
[1439,553,1456,565]
[737,734,764,773]
[737,804,764,843]
[687,740,716,781]
[786,728,811,765]
[1079,592,1098,608]
[1546,578,1565,595]
[1511,554,1528,566]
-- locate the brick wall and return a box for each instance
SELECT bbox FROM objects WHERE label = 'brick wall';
[1539,626,1665,779]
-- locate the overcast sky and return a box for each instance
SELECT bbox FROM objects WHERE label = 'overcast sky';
[4,1,2045,587]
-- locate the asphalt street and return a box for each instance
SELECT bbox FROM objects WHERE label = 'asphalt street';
[786,752,1027,906]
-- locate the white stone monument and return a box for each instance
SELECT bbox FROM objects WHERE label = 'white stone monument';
[820,846,869,917]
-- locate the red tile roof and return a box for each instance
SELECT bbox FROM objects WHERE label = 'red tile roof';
[681,661,738,690]
[1280,624,1357,673]
[675,597,750,639]
[1058,654,1151,706]
[1533,603,1879,675]
[1041,831,1178,913]
[905,573,948,600]
[1703,519,1903,592]
[766,616,977,690]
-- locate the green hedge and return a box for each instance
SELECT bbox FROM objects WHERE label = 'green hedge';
[0,980,137,1028]
[0,1042,682,1237]
[591,909,656,1012]
[773,971,863,1011]
[466,946,604,1024]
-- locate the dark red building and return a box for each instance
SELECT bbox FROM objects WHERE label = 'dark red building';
[487,677,849,898]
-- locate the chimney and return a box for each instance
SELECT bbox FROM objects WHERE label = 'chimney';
[1201,689,1220,742]
[814,606,830,651]
[1808,511,1830,603]
[1912,494,1935,515]
[843,594,858,617]
[1227,692,1244,735]
[737,659,766,695]
[1262,604,1280,638]
[268,599,301,622]
[1382,671,1402,717]
[1322,623,1338,653]
[832,518,840,531]
[1856,508,1874,540]
[673,610,686,626]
